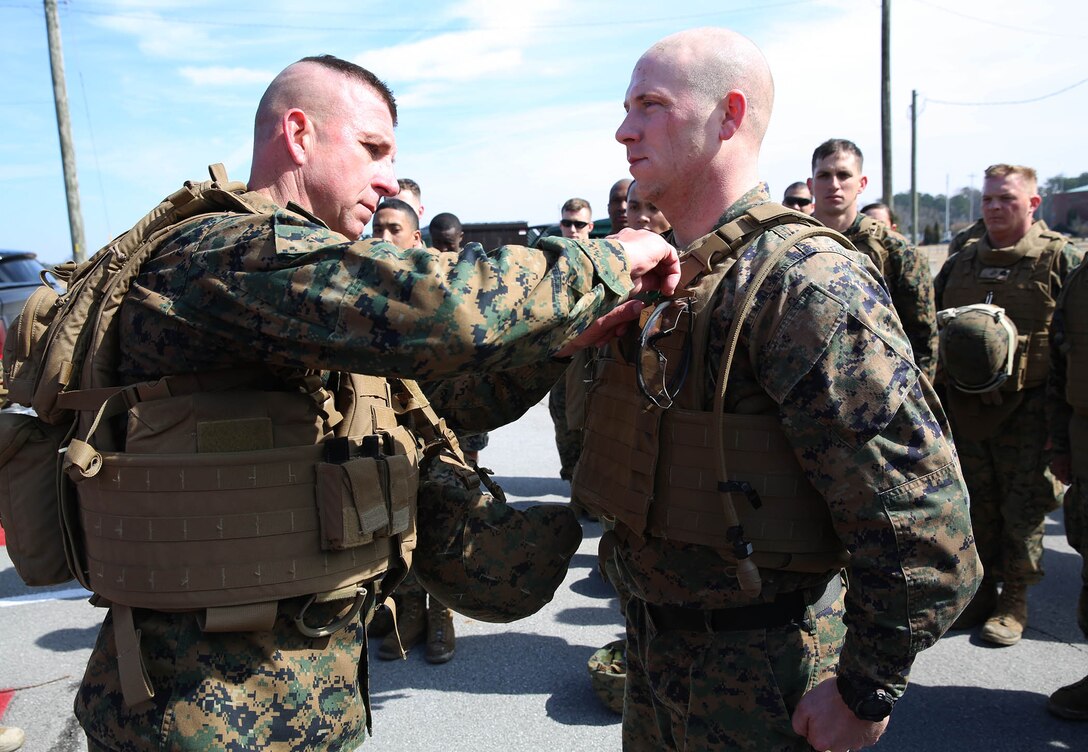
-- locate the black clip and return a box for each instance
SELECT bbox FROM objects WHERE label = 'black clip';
[726,525,754,559]
[718,480,763,509]
[324,436,352,464]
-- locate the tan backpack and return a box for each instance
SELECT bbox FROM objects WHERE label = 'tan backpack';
[0,164,255,586]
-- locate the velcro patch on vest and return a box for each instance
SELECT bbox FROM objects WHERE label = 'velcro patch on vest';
[978,267,1011,283]
[196,418,274,452]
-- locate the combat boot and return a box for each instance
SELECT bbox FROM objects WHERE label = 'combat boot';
[378,589,426,660]
[980,582,1028,646]
[425,602,456,664]
[366,603,394,639]
[1048,675,1088,720]
[950,577,997,631]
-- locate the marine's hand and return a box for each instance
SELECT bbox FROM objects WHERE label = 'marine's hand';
[612,228,680,296]
[791,678,889,752]
[555,299,646,358]
[1050,453,1072,486]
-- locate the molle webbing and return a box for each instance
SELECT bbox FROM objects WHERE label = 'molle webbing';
[575,205,852,576]
[650,409,846,572]
[63,373,418,612]
[74,440,403,611]
[940,226,1065,391]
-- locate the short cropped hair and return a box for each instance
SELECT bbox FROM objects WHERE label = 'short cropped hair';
[429,212,462,236]
[397,178,421,200]
[298,54,397,126]
[984,164,1038,192]
[811,138,863,172]
[784,181,809,193]
[375,198,419,231]
[562,197,592,215]
[861,201,897,224]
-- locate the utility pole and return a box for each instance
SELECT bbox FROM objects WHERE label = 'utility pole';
[945,174,951,240]
[44,0,86,262]
[881,0,893,207]
[910,89,918,245]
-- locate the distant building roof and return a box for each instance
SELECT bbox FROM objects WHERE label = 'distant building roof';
[1060,184,1088,195]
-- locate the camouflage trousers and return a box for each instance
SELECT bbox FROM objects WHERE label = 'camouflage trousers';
[621,582,847,751]
[956,388,1063,586]
[77,600,370,752]
[548,379,582,480]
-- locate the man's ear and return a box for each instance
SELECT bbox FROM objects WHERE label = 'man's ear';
[858,175,868,194]
[412,230,423,248]
[282,108,313,165]
[720,90,747,141]
[1029,194,1042,213]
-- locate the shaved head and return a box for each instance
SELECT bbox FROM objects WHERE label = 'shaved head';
[643,27,774,145]
[254,56,396,145]
[617,27,775,243]
[248,55,399,239]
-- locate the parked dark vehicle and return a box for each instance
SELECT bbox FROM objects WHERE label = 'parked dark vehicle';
[0,249,62,359]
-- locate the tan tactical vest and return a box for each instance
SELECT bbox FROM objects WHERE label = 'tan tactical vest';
[4,166,464,707]
[939,221,1066,392]
[846,214,891,282]
[573,205,851,589]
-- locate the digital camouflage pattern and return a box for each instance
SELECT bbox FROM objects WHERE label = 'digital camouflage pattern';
[79,601,370,752]
[622,578,847,751]
[934,224,1083,589]
[844,213,939,380]
[76,194,637,751]
[946,218,987,257]
[587,639,627,715]
[412,451,582,621]
[118,199,634,383]
[547,376,582,480]
[610,185,978,748]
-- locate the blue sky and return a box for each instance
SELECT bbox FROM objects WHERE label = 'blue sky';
[2,0,1086,264]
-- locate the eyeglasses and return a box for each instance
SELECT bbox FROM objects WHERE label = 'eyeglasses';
[560,219,589,230]
[636,297,693,409]
[783,196,812,208]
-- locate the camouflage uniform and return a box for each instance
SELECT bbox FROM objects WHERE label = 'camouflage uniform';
[590,186,978,751]
[1048,259,1088,634]
[947,218,987,257]
[75,195,637,751]
[548,369,583,480]
[934,223,1083,588]
[843,213,939,380]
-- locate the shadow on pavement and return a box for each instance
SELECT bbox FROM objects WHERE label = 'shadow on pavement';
[878,683,1084,751]
[37,624,101,652]
[367,631,621,727]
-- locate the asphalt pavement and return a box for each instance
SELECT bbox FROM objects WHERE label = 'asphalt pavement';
[1,396,1086,752]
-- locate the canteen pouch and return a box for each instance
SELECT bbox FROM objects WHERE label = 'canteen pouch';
[0,409,74,585]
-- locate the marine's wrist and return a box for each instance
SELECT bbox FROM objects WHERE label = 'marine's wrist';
[836,674,896,722]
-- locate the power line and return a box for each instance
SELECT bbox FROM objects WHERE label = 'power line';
[908,0,1088,40]
[5,0,817,33]
[926,77,1088,107]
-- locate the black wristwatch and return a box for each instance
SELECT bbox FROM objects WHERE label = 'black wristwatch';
[837,676,895,721]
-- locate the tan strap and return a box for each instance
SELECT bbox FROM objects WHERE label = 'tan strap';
[712,225,852,596]
[199,602,279,632]
[112,604,154,708]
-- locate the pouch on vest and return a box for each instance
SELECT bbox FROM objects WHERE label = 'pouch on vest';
[0,408,74,585]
